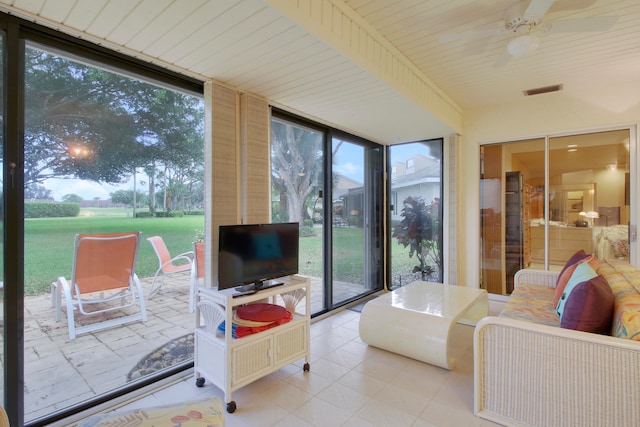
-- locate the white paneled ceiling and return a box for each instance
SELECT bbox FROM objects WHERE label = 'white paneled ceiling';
[347,0,640,110]
[1,0,639,144]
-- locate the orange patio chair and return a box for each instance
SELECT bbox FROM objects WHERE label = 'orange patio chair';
[52,231,147,340]
[147,236,194,302]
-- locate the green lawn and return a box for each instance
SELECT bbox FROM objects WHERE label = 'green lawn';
[24,208,204,295]
[19,210,422,295]
[297,227,370,284]
[297,226,419,285]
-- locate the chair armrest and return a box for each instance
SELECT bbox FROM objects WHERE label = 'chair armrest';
[513,268,559,289]
[474,316,640,427]
[161,254,194,269]
[177,250,195,260]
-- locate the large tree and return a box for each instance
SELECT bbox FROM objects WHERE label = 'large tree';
[23,48,204,206]
[271,121,322,223]
[135,90,204,212]
[24,49,139,187]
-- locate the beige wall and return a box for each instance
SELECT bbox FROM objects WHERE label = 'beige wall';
[204,77,640,293]
[459,87,640,290]
[204,82,270,287]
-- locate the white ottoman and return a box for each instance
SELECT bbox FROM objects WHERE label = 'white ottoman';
[359,281,488,370]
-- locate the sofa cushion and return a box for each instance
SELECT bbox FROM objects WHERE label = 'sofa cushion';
[553,253,597,306]
[560,275,613,334]
[617,310,640,340]
[499,283,560,327]
[556,261,598,317]
[597,260,640,340]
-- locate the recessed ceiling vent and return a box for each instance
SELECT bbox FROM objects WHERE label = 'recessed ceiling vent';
[523,84,563,96]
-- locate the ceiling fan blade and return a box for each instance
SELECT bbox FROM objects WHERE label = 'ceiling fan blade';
[547,16,618,33]
[524,0,556,21]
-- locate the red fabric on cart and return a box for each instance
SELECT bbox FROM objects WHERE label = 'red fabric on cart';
[236,303,288,322]
[218,310,293,338]
[235,310,293,337]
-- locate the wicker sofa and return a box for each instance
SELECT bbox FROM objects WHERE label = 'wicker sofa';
[474,259,640,427]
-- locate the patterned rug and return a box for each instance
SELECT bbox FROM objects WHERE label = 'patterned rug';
[127,333,194,381]
[77,397,224,426]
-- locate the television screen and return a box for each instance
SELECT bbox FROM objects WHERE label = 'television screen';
[217,222,299,291]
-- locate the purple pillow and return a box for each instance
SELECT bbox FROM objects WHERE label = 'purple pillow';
[556,249,588,287]
[560,275,613,335]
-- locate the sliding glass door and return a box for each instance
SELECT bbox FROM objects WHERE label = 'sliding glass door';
[0,30,5,411]
[388,140,444,289]
[271,112,384,315]
[480,138,544,294]
[0,23,205,422]
[479,129,633,295]
[271,116,325,313]
[548,131,632,264]
[331,137,383,306]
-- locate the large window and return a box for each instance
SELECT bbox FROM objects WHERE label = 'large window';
[271,116,325,312]
[480,129,633,295]
[0,30,5,410]
[388,140,444,288]
[331,137,383,306]
[2,15,204,425]
[271,112,384,315]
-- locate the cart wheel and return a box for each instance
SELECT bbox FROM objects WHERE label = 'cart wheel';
[195,377,205,387]
[227,401,236,413]
[303,363,310,372]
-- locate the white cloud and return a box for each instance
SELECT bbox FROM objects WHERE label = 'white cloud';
[334,161,362,180]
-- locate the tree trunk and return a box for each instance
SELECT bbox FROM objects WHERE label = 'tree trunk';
[163,164,167,210]
[148,165,156,214]
[287,192,305,225]
[132,168,137,218]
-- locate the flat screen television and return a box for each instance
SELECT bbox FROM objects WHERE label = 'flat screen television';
[217,222,299,292]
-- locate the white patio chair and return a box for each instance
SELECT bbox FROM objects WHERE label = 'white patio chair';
[52,231,147,340]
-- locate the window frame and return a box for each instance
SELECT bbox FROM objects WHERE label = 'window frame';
[1,12,204,426]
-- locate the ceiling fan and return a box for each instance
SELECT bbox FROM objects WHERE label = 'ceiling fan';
[439,0,618,57]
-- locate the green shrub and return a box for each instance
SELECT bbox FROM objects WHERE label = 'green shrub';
[299,226,315,237]
[146,210,185,218]
[25,202,79,218]
[303,219,314,228]
[184,210,204,216]
[135,211,154,218]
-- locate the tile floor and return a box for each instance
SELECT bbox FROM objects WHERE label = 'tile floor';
[76,309,502,427]
[17,273,368,421]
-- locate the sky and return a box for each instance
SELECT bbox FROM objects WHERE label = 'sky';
[332,140,434,183]
[45,177,134,202]
[333,143,364,183]
[41,142,435,202]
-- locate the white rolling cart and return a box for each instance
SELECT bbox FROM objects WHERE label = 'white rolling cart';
[193,275,311,413]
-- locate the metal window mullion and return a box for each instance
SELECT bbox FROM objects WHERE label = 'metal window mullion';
[4,20,26,426]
